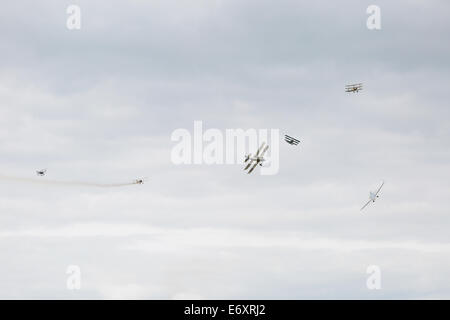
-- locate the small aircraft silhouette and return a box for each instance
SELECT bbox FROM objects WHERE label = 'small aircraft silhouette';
[36,169,47,176]
[244,143,269,174]
[345,83,363,93]
[284,135,300,146]
[134,178,148,184]
[361,181,384,211]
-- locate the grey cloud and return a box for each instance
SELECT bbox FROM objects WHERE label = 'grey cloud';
[0,0,449,299]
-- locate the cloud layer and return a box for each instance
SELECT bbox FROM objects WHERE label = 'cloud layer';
[0,0,449,299]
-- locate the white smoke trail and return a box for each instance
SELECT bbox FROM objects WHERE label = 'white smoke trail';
[0,174,137,188]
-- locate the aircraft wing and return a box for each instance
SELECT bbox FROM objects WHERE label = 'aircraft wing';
[285,135,300,145]
[260,145,269,157]
[255,142,266,156]
[247,162,259,174]
[375,181,385,196]
[244,160,254,170]
[360,199,372,211]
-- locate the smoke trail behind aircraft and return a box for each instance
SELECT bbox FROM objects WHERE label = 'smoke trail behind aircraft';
[0,174,137,188]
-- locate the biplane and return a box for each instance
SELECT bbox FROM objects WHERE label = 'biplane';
[345,83,363,93]
[284,135,300,146]
[244,143,269,174]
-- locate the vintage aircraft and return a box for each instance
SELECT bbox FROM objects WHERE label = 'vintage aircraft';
[345,83,363,93]
[134,178,148,185]
[36,169,47,176]
[244,143,269,174]
[284,135,300,146]
[361,181,385,211]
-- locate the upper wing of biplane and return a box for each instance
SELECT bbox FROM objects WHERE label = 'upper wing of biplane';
[345,83,363,87]
[260,145,269,157]
[255,142,266,157]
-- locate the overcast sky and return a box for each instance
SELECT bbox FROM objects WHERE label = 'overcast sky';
[0,0,449,299]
